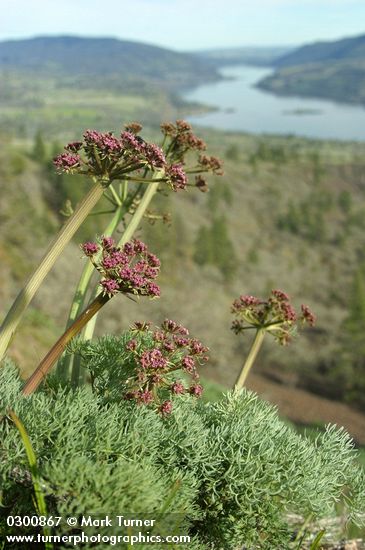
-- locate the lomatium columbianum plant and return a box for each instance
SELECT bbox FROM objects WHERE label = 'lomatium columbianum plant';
[232,289,316,390]
[124,319,208,415]
[72,319,209,416]
[22,238,161,395]
[57,121,222,383]
[0,119,222,364]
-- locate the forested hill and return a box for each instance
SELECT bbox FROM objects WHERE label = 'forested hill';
[257,33,365,105]
[273,33,365,67]
[0,35,218,89]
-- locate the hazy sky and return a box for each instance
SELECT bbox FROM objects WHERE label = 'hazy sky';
[1,0,365,50]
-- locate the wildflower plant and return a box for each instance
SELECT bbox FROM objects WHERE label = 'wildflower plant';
[58,120,222,384]
[68,319,209,415]
[22,238,160,395]
[0,120,222,369]
[232,289,316,390]
[0,126,164,362]
[2,107,365,550]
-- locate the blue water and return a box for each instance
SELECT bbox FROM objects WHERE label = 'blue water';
[183,65,365,141]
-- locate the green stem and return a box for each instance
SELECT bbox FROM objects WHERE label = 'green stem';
[59,198,128,383]
[65,180,137,334]
[0,181,105,363]
[22,292,110,395]
[8,410,52,549]
[81,178,161,343]
[234,328,266,392]
[118,179,160,246]
[108,184,122,206]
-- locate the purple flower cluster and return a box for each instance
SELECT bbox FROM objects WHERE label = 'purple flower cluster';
[53,127,167,184]
[124,319,209,415]
[53,120,223,196]
[159,119,223,193]
[53,153,81,173]
[161,120,207,156]
[231,289,316,345]
[143,142,166,169]
[198,154,224,175]
[301,304,316,326]
[165,163,187,191]
[84,130,123,155]
[81,237,161,298]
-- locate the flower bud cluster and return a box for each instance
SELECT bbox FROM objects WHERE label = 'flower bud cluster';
[53,126,166,185]
[81,237,161,298]
[231,289,315,345]
[160,119,223,193]
[53,120,223,195]
[124,319,209,415]
[161,119,207,157]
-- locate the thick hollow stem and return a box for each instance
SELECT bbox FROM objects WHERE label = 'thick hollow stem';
[22,293,110,396]
[0,181,105,363]
[234,328,266,392]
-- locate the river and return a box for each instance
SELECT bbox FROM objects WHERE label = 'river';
[183,65,365,141]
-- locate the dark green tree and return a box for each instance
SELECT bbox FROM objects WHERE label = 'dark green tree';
[338,190,352,214]
[336,266,365,407]
[210,216,237,281]
[193,225,214,266]
[32,130,46,163]
[194,217,237,282]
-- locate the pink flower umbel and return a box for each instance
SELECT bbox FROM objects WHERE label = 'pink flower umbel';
[189,384,203,397]
[122,319,209,415]
[22,239,161,396]
[165,163,188,191]
[159,400,173,416]
[171,381,186,395]
[231,289,315,345]
[159,119,223,193]
[53,153,81,173]
[51,120,223,196]
[82,237,161,298]
[53,127,167,184]
[231,290,315,391]
[82,242,99,256]
[301,304,316,326]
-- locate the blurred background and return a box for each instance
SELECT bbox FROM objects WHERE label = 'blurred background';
[1,0,365,452]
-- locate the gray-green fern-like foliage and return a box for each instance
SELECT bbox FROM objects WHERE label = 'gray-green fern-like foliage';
[0,338,364,550]
[67,330,200,404]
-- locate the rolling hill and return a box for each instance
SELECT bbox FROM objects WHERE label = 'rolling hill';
[0,35,218,89]
[0,35,221,137]
[273,34,365,68]
[257,33,365,105]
